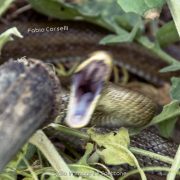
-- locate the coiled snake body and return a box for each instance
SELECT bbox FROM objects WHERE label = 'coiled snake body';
[0,20,179,176]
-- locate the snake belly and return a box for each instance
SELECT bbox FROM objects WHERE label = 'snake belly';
[0,20,179,173]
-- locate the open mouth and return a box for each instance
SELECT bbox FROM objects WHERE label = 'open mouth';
[65,52,112,128]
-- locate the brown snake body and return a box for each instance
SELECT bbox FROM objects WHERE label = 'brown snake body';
[0,20,179,177]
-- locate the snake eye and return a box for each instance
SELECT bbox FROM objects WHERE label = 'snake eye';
[65,51,112,128]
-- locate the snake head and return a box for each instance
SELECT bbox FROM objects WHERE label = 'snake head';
[65,51,112,128]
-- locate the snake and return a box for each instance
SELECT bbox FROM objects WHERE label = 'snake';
[0,20,179,177]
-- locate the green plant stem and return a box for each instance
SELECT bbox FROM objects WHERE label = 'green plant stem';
[156,21,179,47]
[49,123,175,169]
[69,164,113,180]
[92,162,114,180]
[167,0,180,37]
[22,157,38,180]
[32,167,57,176]
[87,16,180,65]
[167,145,180,180]
[29,130,75,180]
[130,147,174,165]
[49,123,90,140]
[88,151,100,164]
[16,170,32,178]
[0,0,14,16]
[110,144,146,180]
[137,36,178,64]
[96,16,180,65]
[119,166,180,180]
[0,174,16,180]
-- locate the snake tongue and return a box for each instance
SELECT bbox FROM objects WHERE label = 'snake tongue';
[65,51,112,128]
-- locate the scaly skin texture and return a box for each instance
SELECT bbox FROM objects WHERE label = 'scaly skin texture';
[92,83,157,127]
[0,20,178,85]
[56,88,178,176]
[0,21,179,175]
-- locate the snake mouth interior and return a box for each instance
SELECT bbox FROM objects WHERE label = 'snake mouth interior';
[66,60,110,128]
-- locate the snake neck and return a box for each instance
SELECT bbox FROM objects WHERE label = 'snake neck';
[90,83,157,128]
[56,82,157,128]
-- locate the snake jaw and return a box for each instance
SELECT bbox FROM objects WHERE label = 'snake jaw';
[65,51,112,128]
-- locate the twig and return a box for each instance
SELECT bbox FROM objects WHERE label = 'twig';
[167,145,180,180]
[10,4,32,19]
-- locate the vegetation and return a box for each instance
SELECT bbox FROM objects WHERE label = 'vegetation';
[0,0,180,179]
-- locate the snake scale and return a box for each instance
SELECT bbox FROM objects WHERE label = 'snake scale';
[0,20,179,177]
